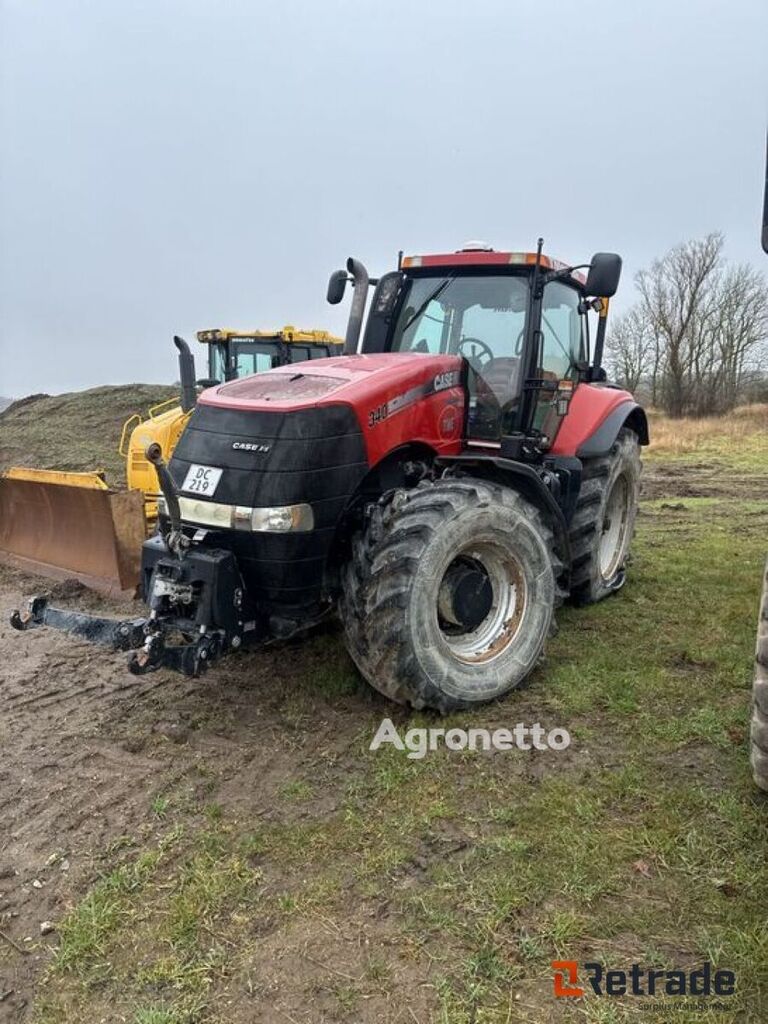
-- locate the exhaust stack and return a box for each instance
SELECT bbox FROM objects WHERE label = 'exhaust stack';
[326,258,371,355]
[174,335,197,412]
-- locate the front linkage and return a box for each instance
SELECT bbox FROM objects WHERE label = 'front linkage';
[9,446,260,677]
[10,594,234,676]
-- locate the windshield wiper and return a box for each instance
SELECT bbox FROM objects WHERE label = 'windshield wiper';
[540,312,574,369]
[401,278,452,333]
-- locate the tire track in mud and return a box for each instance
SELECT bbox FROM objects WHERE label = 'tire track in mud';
[0,579,210,1022]
[0,570,368,1022]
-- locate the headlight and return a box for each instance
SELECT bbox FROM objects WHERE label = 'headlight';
[158,494,314,533]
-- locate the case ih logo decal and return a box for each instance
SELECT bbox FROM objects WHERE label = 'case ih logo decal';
[367,371,461,429]
[551,960,735,999]
[438,403,460,439]
[232,442,271,453]
[433,370,460,392]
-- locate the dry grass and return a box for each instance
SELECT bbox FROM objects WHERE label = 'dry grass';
[647,403,768,457]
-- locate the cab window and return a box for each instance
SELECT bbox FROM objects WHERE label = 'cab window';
[532,282,583,438]
[397,298,451,353]
[236,350,275,375]
[539,282,582,380]
[288,345,311,363]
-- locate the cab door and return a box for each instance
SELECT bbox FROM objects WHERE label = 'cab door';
[531,282,583,446]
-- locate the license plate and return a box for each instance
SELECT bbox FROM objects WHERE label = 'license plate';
[181,463,223,496]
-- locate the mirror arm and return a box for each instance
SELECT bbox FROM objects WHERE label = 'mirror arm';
[590,297,610,379]
[541,263,590,287]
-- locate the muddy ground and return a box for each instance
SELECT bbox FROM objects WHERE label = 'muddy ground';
[0,456,766,1023]
[0,574,392,1022]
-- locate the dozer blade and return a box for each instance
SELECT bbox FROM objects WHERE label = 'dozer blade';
[0,468,146,595]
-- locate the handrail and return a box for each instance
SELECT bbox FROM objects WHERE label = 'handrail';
[148,396,182,419]
[118,413,142,457]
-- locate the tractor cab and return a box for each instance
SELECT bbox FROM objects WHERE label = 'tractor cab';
[197,326,344,384]
[385,257,584,444]
[332,244,621,456]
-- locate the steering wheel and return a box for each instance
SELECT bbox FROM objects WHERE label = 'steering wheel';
[457,336,494,369]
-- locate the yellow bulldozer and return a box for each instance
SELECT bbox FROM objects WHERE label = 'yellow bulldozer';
[121,326,343,520]
[0,327,342,594]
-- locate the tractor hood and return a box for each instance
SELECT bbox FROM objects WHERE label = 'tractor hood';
[197,352,466,465]
[165,352,465,614]
[197,353,463,415]
[178,352,465,502]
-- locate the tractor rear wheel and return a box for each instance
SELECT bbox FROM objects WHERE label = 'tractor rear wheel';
[569,427,641,604]
[340,479,560,713]
[750,560,768,791]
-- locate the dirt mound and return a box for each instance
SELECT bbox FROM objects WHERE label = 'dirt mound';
[0,384,178,488]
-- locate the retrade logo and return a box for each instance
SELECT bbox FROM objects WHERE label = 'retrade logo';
[551,961,735,999]
[552,961,584,997]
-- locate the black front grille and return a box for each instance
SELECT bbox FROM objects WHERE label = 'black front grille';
[167,403,368,613]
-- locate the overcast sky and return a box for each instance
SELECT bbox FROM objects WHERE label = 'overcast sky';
[1,0,766,397]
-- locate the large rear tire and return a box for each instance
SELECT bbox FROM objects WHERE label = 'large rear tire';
[340,479,560,714]
[569,427,642,604]
[750,560,768,791]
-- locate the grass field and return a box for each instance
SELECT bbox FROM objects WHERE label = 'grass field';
[5,404,768,1023]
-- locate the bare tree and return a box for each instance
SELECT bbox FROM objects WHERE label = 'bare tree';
[708,263,768,413]
[606,308,653,394]
[620,233,768,416]
[635,233,724,417]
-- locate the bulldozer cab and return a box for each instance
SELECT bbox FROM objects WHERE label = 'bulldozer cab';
[197,327,344,383]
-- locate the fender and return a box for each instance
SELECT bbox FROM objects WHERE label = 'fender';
[576,401,648,456]
[434,454,571,573]
[551,383,649,457]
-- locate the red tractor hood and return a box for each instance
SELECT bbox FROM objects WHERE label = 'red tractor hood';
[198,353,458,411]
[198,353,466,464]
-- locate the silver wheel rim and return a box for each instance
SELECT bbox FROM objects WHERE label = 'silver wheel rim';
[436,541,527,664]
[599,474,630,580]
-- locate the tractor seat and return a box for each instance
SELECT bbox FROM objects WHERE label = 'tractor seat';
[476,357,521,403]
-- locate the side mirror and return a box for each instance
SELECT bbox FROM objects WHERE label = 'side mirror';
[369,271,404,317]
[326,269,348,305]
[584,252,622,298]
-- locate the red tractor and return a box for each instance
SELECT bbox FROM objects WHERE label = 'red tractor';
[12,242,648,712]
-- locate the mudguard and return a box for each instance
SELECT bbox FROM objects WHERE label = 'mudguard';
[576,401,649,456]
[551,384,649,457]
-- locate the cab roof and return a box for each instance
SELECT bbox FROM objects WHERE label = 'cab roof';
[402,248,587,285]
[196,325,344,345]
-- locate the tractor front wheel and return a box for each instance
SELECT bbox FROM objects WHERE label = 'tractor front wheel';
[340,479,560,713]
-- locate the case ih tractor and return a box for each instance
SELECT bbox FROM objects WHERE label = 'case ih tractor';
[11,242,648,712]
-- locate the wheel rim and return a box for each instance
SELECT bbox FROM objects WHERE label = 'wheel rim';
[599,473,631,580]
[436,541,527,664]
